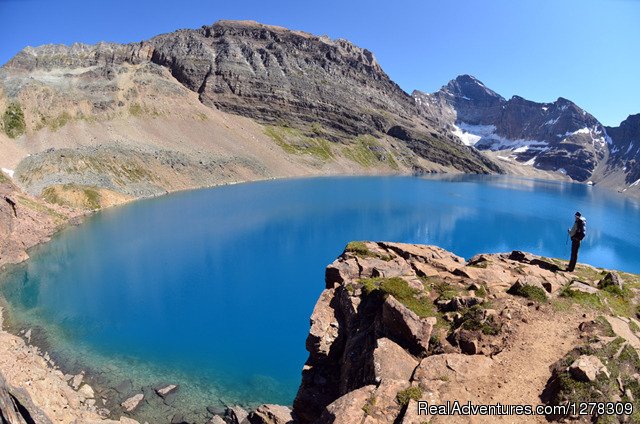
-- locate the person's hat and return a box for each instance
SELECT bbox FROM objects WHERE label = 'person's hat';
[575,211,582,217]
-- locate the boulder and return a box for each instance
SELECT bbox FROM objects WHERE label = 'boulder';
[325,259,360,287]
[114,379,134,397]
[569,355,609,382]
[440,296,483,312]
[207,405,226,416]
[372,338,418,383]
[509,275,550,295]
[362,380,410,423]
[413,353,493,385]
[569,281,599,294]
[508,250,535,263]
[459,336,480,355]
[382,295,436,356]
[317,385,376,424]
[207,416,226,424]
[226,405,250,424]
[120,393,144,413]
[71,372,84,390]
[248,404,293,424]
[598,272,623,291]
[78,383,95,399]
[154,384,178,398]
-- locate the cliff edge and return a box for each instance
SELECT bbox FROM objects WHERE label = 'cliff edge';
[293,242,640,424]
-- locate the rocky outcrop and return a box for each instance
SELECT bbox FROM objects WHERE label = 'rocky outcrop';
[293,242,640,423]
[0,175,76,267]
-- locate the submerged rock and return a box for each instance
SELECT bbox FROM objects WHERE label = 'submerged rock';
[155,383,179,398]
[121,393,144,413]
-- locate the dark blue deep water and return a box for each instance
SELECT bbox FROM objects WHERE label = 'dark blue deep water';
[0,176,639,409]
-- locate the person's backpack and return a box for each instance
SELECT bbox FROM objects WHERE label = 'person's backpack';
[575,217,587,241]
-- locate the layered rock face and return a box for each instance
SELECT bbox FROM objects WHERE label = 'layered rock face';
[415,75,609,182]
[149,20,414,136]
[293,242,640,423]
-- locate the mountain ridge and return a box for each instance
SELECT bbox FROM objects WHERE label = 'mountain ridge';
[414,74,636,189]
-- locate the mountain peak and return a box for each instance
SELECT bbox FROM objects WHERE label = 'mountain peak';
[443,75,504,104]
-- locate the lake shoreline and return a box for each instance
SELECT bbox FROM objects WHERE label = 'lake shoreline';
[1,171,639,424]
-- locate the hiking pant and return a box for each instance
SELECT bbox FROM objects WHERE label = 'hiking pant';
[568,238,581,271]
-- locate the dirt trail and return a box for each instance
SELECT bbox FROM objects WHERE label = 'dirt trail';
[432,307,588,424]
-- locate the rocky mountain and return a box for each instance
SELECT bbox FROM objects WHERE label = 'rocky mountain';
[0,20,499,212]
[605,114,640,189]
[414,75,611,182]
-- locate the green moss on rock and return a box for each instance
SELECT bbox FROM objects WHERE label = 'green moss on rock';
[509,284,548,303]
[360,276,437,318]
[396,386,422,407]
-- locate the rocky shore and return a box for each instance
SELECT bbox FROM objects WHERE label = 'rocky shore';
[2,240,640,423]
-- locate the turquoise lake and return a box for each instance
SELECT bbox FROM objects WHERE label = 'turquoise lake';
[0,175,639,412]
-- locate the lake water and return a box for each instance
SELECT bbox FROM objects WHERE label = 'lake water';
[0,175,639,415]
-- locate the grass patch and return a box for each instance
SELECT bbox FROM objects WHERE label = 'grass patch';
[474,285,487,298]
[361,277,437,318]
[345,241,393,261]
[558,282,635,318]
[362,394,376,415]
[458,305,501,336]
[559,286,604,310]
[620,272,640,288]
[129,103,144,117]
[509,284,548,303]
[342,135,398,169]
[396,386,422,407]
[549,336,640,420]
[264,125,334,161]
[3,102,26,138]
[432,280,458,301]
[42,184,102,210]
[573,265,608,284]
[15,195,67,223]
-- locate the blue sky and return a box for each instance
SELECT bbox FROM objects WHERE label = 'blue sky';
[0,0,637,126]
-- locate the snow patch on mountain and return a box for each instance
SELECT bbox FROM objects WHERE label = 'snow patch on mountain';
[451,123,495,146]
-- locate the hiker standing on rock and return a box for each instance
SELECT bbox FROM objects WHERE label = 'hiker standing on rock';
[566,212,587,272]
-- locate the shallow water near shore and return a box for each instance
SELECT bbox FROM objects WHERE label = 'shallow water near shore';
[1,175,639,419]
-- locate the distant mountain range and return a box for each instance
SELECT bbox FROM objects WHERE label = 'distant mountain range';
[0,20,637,208]
[414,75,639,189]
